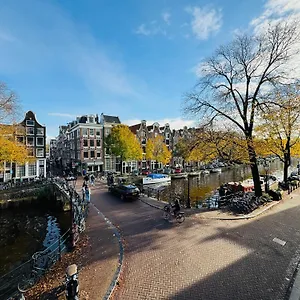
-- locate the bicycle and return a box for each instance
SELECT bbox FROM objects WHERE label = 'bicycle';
[163,204,185,223]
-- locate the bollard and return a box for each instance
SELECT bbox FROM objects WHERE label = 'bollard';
[157,190,160,201]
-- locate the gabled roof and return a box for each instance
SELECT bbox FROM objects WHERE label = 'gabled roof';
[102,115,121,124]
[129,123,141,134]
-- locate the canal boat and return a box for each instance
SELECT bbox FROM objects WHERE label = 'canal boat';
[210,168,222,173]
[188,171,200,177]
[202,170,210,175]
[142,173,171,185]
[171,173,188,179]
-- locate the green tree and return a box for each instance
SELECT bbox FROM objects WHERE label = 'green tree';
[146,135,171,169]
[255,85,300,183]
[106,125,142,174]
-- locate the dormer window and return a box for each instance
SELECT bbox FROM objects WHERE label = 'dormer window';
[26,120,35,126]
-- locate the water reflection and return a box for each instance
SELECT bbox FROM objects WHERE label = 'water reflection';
[160,159,298,207]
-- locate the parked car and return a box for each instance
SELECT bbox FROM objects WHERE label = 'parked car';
[141,169,151,175]
[131,170,139,176]
[174,168,182,174]
[108,183,140,200]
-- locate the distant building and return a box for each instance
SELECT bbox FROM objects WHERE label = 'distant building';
[100,113,121,173]
[0,110,47,182]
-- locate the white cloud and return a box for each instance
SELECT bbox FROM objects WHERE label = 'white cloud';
[162,12,171,25]
[123,117,197,129]
[48,113,76,118]
[134,23,167,36]
[185,6,222,40]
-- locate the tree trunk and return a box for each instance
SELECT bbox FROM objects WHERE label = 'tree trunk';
[120,157,123,175]
[283,159,289,183]
[246,139,262,197]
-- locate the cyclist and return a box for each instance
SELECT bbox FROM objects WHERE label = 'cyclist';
[172,199,181,217]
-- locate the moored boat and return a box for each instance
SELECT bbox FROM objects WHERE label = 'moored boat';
[142,173,171,185]
[171,173,188,179]
[210,168,222,173]
[188,171,200,177]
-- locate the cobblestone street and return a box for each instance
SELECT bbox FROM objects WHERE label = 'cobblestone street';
[91,182,300,300]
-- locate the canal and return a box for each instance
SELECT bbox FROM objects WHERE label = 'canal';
[159,159,299,207]
[0,206,71,277]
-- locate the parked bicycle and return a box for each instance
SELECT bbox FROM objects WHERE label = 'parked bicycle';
[162,203,185,223]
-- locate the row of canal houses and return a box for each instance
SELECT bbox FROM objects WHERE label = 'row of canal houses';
[51,114,201,175]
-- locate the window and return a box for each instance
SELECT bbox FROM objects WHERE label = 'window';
[27,148,34,157]
[39,159,45,167]
[36,128,44,135]
[90,139,94,147]
[16,165,25,177]
[166,139,169,145]
[90,150,95,158]
[89,129,94,136]
[166,133,170,139]
[36,137,44,146]
[142,138,146,145]
[36,148,44,157]
[97,152,101,158]
[17,136,24,143]
[83,139,88,147]
[83,151,88,159]
[96,140,101,147]
[82,128,88,136]
[96,129,101,136]
[89,117,94,123]
[26,127,34,135]
[26,137,34,146]
[28,163,36,176]
[26,120,35,126]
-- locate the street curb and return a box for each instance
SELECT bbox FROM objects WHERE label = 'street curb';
[91,203,124,300]
[140,196,280,220]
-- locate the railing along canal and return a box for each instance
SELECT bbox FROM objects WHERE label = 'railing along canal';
[0,176,89,299]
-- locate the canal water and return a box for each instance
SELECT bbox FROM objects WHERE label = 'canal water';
[0,207,71,276]
[159,159,299,207]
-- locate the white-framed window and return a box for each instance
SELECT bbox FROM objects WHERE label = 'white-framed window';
[166,133,170,139]
[26,127,34,135]
[36,148,44,157]
[36,137,44,146]
[89,117,94,123]
[89,128,94,136]
[27,148,34,157]
[97,152,101,158]
[96,129,101,136]
[90,150,95,158]
[17,136,24,143]
[16,165,25,177]
[26,120,35,126]
[28,163,37,176]
[83,139,88,147]
[96,139,101,147]
[39,159,45,167]
[82,128,88,136]
[26,137,34,146]
[83,151,88,159]
[36,128,44,135]
[90,139,95,147]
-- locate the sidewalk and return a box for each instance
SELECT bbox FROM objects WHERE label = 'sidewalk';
[24,178,121,300]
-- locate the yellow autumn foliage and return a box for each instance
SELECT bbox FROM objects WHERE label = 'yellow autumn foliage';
[146,135,171,165]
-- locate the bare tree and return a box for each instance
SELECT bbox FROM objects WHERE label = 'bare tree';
[0,82,20,123]
[185,21,300,196]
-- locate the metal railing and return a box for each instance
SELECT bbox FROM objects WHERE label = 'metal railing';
[0,229,70,300]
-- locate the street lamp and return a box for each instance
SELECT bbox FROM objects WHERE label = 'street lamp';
[263,159,270,192]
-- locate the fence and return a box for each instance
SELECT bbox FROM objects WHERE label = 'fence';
[0,229,70,300]
[0,177,89,299]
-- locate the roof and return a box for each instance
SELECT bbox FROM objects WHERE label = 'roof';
[102,115,121,124]
[129,123,141,134]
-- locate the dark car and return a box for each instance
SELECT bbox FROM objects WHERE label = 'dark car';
[108,184,140,200]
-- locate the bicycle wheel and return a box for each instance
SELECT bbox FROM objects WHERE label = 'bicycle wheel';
[176,214,185,223]
[163,211,170,220]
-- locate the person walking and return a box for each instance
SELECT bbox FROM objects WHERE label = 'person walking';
[84,185,91,203]
[90,174,95,186]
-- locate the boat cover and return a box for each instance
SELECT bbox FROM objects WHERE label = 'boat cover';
[147,173,166,179]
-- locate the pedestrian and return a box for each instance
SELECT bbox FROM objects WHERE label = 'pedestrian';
[82,183,86,201]
[90,174,95,186]
[84,185,91,203]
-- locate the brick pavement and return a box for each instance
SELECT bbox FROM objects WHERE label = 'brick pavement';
[91,181,300,300]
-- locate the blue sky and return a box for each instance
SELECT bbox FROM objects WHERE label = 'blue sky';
[0,0,298,140]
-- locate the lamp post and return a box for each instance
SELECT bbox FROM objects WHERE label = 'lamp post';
[187,176,191,209]
[263,159,270,193]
